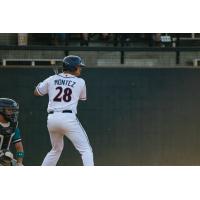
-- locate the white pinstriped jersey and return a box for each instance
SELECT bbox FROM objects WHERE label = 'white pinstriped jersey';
[36,73,87,114]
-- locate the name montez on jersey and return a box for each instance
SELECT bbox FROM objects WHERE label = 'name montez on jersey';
[54,79,76,88]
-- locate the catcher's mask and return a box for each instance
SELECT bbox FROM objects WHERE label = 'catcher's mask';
[0,98,19,124]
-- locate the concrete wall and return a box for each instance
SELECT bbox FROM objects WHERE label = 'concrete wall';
[0,33,199,67]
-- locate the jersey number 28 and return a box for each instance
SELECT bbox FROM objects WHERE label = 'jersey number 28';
[53,87,72,102]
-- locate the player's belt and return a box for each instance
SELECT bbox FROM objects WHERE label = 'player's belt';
[48,110,72,114]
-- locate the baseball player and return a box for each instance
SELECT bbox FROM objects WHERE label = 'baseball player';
[0,98,24,166]
[34,55,94,166]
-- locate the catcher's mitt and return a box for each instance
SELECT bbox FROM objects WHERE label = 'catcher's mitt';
[0,149,14,166]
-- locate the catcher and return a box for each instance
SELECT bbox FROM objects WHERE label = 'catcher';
[0,98,24,166]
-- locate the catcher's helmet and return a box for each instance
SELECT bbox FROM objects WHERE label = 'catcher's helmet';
[63,55,86,71]
[0,98,19,123]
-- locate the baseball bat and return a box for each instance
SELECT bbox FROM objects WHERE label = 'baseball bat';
[53,68,58,75]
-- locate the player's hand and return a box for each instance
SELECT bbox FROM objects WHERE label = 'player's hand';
[16,162,24,166]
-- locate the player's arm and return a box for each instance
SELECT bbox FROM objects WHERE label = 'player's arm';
[13,128,24,166]
[34,88,41,96]
[34,83,46,96]
[34,77,51,96]
[79,80,87,101]
[14,141,24,165]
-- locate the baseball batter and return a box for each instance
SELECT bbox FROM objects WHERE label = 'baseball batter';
[34,55,94,166]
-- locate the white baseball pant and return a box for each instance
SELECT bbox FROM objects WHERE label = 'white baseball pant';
[42,112,94,166]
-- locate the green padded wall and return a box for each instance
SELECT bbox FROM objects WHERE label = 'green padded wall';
[1,67,200,165]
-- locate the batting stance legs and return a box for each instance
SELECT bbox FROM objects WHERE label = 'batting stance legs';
[42,113,94,166]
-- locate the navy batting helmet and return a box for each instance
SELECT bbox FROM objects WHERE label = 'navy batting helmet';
[63,55,86,71]
[0,98,19,123]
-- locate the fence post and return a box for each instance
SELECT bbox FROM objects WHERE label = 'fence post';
[120,51,124,64]
[176,50,180,64]
[18,33,28,46]
[176,36,180,64]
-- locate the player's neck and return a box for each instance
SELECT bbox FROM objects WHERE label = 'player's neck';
[63,71,77,76]
[0,121,10,127]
